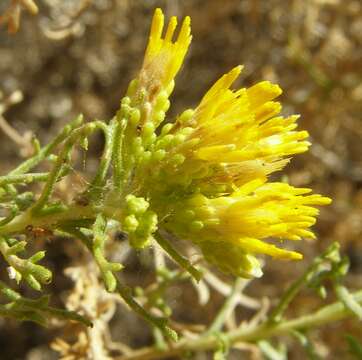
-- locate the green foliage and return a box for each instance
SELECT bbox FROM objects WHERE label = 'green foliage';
[92,214,123,292]
[0,237,51,290]
[258,340,287,360]
[0,280,91,327]
[0,94,360,358]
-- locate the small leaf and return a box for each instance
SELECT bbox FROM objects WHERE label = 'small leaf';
[335,284,362,320]
[292,331,322,360]
[29,250,46,263]
[25,274,41,291]
[258,340,287,360]
[80,137,88,151]
[7,241,26,255]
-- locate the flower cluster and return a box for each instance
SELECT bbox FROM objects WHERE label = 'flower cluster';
[118,8,331,277]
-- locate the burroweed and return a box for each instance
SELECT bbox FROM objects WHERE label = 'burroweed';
[0,8,360,359]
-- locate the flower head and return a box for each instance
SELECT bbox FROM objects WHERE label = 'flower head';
[118,8,331,278]
[123,8,191,130]
[162,179,330,277]
[143,8,191,92]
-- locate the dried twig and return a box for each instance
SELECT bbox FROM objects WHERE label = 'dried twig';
[0,90,33,157]
[0,0,38,33]
[115,291,362,360]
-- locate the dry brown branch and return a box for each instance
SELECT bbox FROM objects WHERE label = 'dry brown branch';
[41,0,92,40]
[0,0,38,33]
[0,90,33,157]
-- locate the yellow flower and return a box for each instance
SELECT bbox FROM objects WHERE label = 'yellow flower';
[123,8,191,129]
[162,179,331,277]
[164,179,331,276]
[143,8,191,90]
[137,66,311,198]
[118,9,331,278]
[191,66,310,162]
[119,9,192,184]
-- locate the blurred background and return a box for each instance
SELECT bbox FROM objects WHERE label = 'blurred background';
[0,0,361,359]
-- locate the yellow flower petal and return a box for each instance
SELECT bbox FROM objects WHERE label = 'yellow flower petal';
[143,8,192,89]
[246,81,282,109]
[235,237,303,260]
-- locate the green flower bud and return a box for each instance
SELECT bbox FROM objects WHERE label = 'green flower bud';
[154,91,169,111]
[153,110,166,126]
[123,215,139,232]
[178,109,194,125]
[158,134,174,149]
[143,122,155,137]
[173,134,186,146]
[125,195,149,214]
[190,220,204,232]
[136,211,158,238]
[140,151,152,164]
[179,126,194,136]
[126,79,138,97]
[120,106,131,119]
[160,123,173,136]
[132,137,144,156]
[130,108,141,125]
[152,149,166,161]
[165,80,175,96]
[171,154,185,165]
[129,234,153,249]
[142,123,156,147]
[121,96,131,106]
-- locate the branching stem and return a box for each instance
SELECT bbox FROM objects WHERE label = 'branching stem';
[116,290,362,360]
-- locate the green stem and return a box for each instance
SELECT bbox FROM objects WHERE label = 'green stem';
[0,280,91,326]
[0,167,69,187]
[112,118,127,192]
[1,115,82,197]
[206,278,245,334]
[32,121,105,213]
[155,231,202,281]
[268,243,339,323]
[0,173,50,186]
[334,283,362,320]
[0,203,96,236]
[10,115,84,177]
[116,277,177,342]
[116,290,362,360]
[0,204,18,226]
[88,121,114,199]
